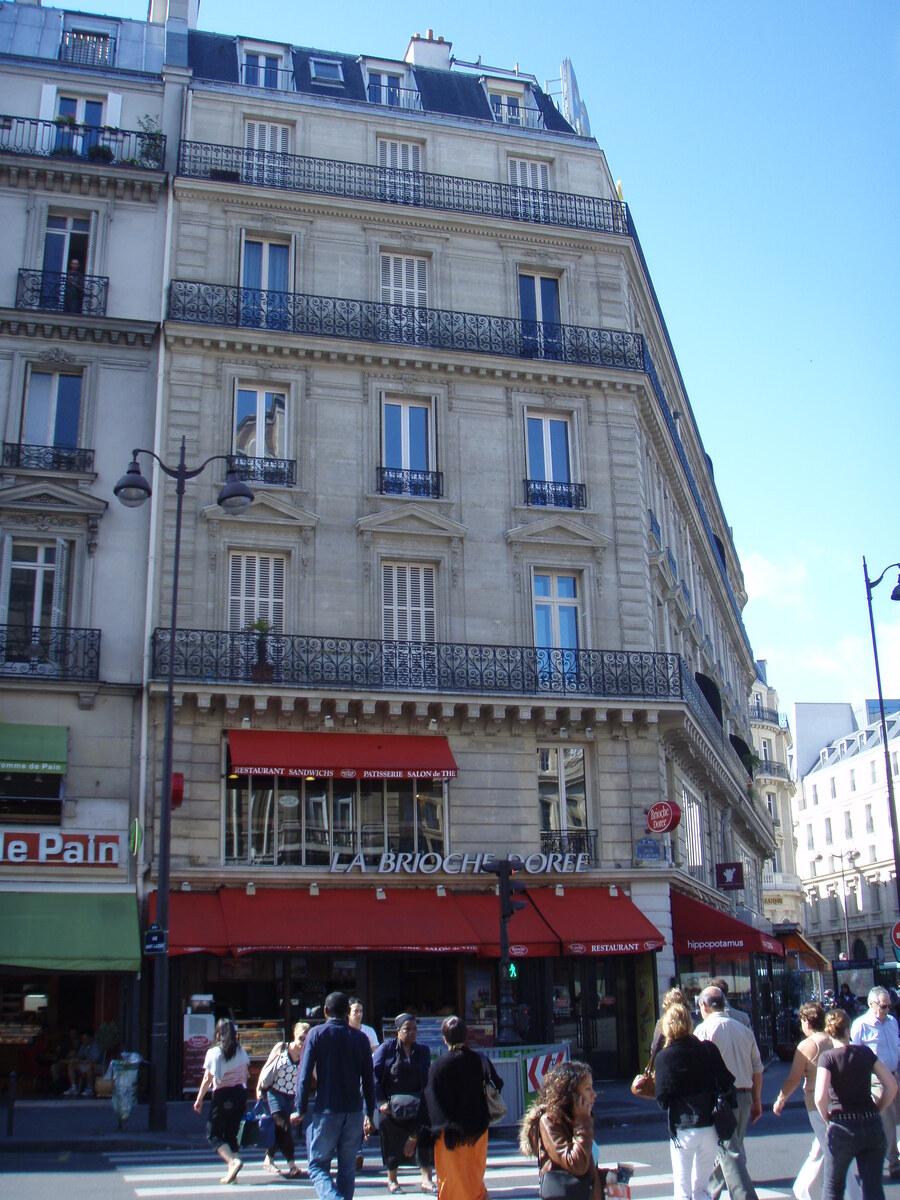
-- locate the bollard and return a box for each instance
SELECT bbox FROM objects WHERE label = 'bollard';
[6,1071,15,1138]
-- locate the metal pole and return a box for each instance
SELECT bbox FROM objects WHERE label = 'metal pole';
[864,557,900,924]
[149,437,186,1132]
[496,908,519,1045]
[840,854,851,959]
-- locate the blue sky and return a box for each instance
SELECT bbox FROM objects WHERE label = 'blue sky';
[54,0,900,713]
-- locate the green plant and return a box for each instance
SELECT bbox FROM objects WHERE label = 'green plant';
[54,114,77,127]
[247,617,273,636]
[88,143,114,162]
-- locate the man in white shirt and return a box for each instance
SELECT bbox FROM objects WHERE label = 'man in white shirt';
[349,999,379,1051]
[850,985,900,1176]
[695,986,763,1200]
[707,976,753,1029]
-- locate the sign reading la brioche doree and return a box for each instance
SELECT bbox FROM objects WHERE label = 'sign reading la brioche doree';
[0,829,120,867]
[330,849,590,874]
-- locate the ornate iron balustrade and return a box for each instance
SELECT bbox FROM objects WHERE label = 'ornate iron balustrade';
[0,625,100,680]
[58,30,115,67]
[540,828,598,865]
[750,706,789,729]
[680,579,692,608]
[756,759,791,780]
[665,547,678,580]
[648,508,661,547]
[167,280,644,370]
[2,442,95,473]
[152,629,683,700]
[0,116,165,169]
[231,455,296,486]
[177,141,629,236]
[524,479,586,509]
[376,467,443,499]
[367,83,423,111]
[680,665,753,786]
[240,63,296,90]
[490,101,545,130]
[16,268,108,318]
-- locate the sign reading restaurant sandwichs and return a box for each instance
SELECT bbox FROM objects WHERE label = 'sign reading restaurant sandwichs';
[0,829,120,867]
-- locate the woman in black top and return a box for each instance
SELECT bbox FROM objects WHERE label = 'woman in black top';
[372,1013,434,1194]
[654,1003,734,1200]
[815,1008,898,1200]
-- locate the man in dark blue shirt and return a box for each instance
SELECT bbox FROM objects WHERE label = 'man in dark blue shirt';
[297,991,375,1200]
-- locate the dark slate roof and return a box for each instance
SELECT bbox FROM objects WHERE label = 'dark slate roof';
[291,48,368,101]
[412,66,494,121]
[188,30,239,83]
[532,85,574,134]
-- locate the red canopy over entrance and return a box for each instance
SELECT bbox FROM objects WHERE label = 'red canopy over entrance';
[226,731,457,779]
[455,892,561,958]
[148,891,230,956]
[528,887,665,955]
[671,891,784,957]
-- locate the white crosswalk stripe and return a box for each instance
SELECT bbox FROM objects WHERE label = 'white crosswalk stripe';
[104,1145,795,1200]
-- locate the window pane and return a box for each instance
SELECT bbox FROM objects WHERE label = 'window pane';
[53,374,82,448]
[518,275,537,324]
[248,781,276,864]
[58,97,78,119]
[384,402,402,468]
[304,780,330,865]
[558,606,578,650]
[548,419,570,482]
[533,574,551,598]
[538,747,560,832]
[23,372,52,444]
[417,780,444,854]
[42,222,66,274]
[224,778,248,863]
[407,405,429,471]
[534,604,552,647]
[360,781,385,865]
[264,391,286,457]
[242,240,263,289]
[332,783,356,854]
[84,100,103,127]
[557,576,577,599]
[277,787,301,864]
[267,243,289,292]
[235,388,258,456]
[540,277,561,326]
[526,416,545,479]
[563,748,586,829]
[386,781,415,852]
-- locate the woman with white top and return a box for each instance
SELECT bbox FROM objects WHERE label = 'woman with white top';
[193,1018,250,1185]
[257,1021,309,1178]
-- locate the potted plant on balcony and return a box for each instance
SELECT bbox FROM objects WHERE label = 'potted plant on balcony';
[247,616,275,683]
[88,143,115,162]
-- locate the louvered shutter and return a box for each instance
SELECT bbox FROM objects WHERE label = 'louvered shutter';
[50,538,69,628]
[377,138,420,172]
[0,535,11,618]
[229,554,245,630]
[244,121,290,152]
[39,84,57,123]
[380,254,427,308]
[230,552,285,632]
[86,212,99,277]
[382,563,435,643]
[105,92,122,128]
[509,158,549,190]
[382,561,396,640]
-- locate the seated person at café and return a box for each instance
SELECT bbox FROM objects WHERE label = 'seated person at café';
[65,1031,102,1096]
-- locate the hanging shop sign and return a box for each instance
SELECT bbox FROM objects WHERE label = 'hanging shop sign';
[0,828,120,867]
[646,799,682,834]
[330,850,591,875]
[715,862,745,890]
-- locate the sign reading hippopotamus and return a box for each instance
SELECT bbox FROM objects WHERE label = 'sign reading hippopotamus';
[646,800,682,834]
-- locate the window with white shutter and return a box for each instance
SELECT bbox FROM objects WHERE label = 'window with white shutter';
[244,120,290,154]
[377,138,421,172]
[508,157,550,191]
[228,552,285,632]
[380,254,427,308]
[382,562,435,642]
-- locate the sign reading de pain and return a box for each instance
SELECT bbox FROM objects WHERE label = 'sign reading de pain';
[0,829,120,866]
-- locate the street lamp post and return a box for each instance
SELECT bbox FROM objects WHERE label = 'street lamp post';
[863,558,900,924]
[837,848,860,960]
[115,438,253,1132]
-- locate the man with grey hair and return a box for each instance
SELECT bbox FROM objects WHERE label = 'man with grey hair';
[851,985,900,1177]
[695,986,763,1200]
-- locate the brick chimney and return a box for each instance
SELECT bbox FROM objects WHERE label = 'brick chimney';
[404,30,451,71]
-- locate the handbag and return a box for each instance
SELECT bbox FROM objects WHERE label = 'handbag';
[239,1098,277,1149]
[257,1042,284,1093]
[388,1093,422,1123]
[630,1052,656,1099]
[539,1166,593,1199]
[712,1087,738,1142]
[481,1056,507,1124]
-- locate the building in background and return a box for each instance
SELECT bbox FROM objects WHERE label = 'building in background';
[0,0,778,1087]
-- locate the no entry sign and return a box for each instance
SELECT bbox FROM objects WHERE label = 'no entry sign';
[647,799,682,834]
[891,921,900,952]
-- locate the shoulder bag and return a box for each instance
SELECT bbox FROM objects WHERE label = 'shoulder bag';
[257,1042,284,1092]
[388,1093,422,1123]
[630,1051,656,1099]
[481,1055,507,1124]
[539,1165,593,1199]
[711,1086,738,1142]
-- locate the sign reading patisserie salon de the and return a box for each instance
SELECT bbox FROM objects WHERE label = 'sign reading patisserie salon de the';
[330,850,591,874]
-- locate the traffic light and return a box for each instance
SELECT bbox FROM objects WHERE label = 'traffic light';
[486,858,528,920]
[503,961,518,980]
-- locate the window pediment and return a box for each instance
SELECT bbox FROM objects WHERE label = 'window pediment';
[357,503,466,541]
[505,514,609,550]
[0,479,107,520]
[201,493,317,530]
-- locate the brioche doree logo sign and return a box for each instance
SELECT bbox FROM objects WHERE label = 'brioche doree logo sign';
[330,850,590,874]
[647,800,682,834]
[0,829,120,867]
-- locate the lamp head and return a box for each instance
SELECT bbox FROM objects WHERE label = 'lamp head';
[114,456,152,507]
[891,573,900,603]
[217,467,254,514]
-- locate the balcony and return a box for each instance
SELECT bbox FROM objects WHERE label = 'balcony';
[0,625,100,681]
[16,268,108,318]
[680,580,691,609]
[750,706,789,729]
[540,828,598,866]
[666,548,678,581]
[490,100,545,130]
[376,467,443,499]
[177,141,629,237]
[648,508,661,548]
[230,455,296,486]
[2,442,95,473]
[367,82,423,111]
[0,117,165,170]
[240,63,296,91]
[167,281,644,370]
[58,30,115,68]
[524,480,586,509]
[756,759,791,781]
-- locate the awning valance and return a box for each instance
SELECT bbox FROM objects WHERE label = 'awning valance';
[780,929,829,972]
[148,891,230,956]
[671,891,785,957]
[0,889,140,971]
[0,724,67,774]
[227,731,457,779]
[529,886,666,955]
[455,892,561,958]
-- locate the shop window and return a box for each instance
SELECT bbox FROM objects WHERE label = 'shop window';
[0,772,63,825]
[223,774,445,866]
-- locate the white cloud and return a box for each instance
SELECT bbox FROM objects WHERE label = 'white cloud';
[740,549,808,608]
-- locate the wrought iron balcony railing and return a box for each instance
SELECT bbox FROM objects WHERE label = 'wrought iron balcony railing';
[177,141,629,237]
[0,625,100,680]
[0,116,165,169]
[490,101,545,130]
[367,83,423,111]
[58,30,115,67]
[167,280,644,370]
[750,706,789,729]
[648,508,661,547]
[756,759,791,780]
[540,828,598,865]
[16,268,108,318]
[665,547,678,581]
[680,579,692,608]
[2,442,95,473]
[524,479,586,509]
[230,455,296,486]
[240,63,296,90]
[376,467,443,499]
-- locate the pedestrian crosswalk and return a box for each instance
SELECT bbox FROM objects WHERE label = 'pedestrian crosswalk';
[104,1145,797,1199]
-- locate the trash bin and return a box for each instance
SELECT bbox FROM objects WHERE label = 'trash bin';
[109,1053,142,1128]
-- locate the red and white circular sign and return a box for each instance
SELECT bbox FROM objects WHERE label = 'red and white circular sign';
[891,921,900,952]
[647,799,682,834]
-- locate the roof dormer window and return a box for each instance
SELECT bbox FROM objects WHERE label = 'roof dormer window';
[310,58,344,85]
[59,28,115,68]
[241,43,292,91]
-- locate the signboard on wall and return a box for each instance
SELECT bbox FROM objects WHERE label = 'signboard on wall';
[715,862,745,890]
[0,829,120,867]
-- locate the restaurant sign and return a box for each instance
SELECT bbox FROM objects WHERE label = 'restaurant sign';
[330,850,590,875]
[0,829,120,867]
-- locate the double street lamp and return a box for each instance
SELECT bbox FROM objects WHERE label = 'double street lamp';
[862,558,900,924]
[115,439,254,1131]
[836,848,860,959]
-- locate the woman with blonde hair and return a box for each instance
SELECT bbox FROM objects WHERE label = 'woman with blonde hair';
[654,1002,733,1200]
[519,1059,601,1199]
[257,1021,309,1179]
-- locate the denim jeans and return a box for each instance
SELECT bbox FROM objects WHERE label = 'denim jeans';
[306,1110,365,1200]
[823,1116,886,1200]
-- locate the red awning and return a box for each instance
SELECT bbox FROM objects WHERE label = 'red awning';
[218,887,480,955]
[148,891,230,956]
[227,731,457,779]
[528,887,665,955]
[671,891,785,957]
[455,892,561,958]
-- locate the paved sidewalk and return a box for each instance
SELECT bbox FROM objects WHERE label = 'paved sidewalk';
[0,1059,796,1154]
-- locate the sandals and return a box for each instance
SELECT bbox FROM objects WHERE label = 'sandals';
[262,1157,281,1175]
[285,1165,304,1179]
[421,1182,436,1194]
[220,1157,243,1185]
[388,1184,404,1195]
